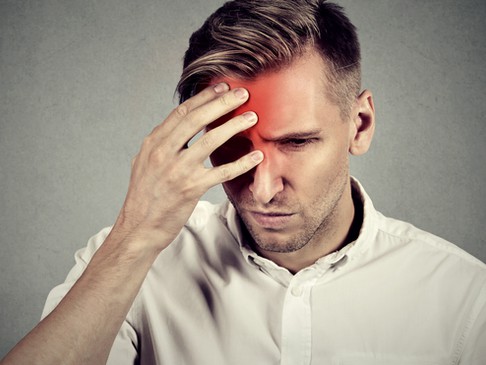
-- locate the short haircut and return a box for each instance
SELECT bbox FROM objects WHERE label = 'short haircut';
[177,0,361,117]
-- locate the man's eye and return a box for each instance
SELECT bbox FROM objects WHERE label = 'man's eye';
[283,138,314,147]
[288,139,308,145]
[210,136,253,166]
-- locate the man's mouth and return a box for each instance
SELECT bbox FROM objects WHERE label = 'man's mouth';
[248,211,295,229]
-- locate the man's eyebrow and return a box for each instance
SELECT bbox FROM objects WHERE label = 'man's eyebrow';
[262,129,323,142]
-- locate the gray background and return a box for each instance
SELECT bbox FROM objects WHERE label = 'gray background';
[1,0,485,358]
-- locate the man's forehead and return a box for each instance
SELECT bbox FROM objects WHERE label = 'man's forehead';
[208,53,341,138]
[210,75,309,137]
[216,72,303,117]
[213,70,293,114]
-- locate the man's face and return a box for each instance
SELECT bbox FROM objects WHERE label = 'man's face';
[210,52,356,254]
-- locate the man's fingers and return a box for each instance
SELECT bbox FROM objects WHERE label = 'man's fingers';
[170,87,250,149]
[204,150,264,186]
[188,111,258,161]
[170,82,231,122]
[148,83,231,141]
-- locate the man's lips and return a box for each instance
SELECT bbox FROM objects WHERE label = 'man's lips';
[248,211,295,229]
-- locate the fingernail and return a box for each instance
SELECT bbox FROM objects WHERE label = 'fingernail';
[243,111,257,123]
[250,151,264,162]
[214,83,229,93]
[234,88,248,99]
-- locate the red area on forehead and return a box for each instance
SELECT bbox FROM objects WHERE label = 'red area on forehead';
[208,51,341,141]
[211,67,312,136]
[224,76,280,119]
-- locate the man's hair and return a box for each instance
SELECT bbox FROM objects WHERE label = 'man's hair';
[177,0,360,117]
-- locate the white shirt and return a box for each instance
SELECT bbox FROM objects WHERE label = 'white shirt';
[42,179,486,364]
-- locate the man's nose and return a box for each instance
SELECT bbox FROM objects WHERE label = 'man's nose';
[248,154,284,204]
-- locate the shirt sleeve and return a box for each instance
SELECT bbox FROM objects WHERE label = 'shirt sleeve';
[459,281,486,364]
[41,227,139,365]
[41,227,112,318]
[107,320,139,365]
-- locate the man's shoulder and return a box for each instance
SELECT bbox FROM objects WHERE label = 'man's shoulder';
[353,177,485,273]
[185,200,232,229]
[373,211,486,272]
[156,199,241,262]
[75,200,235,264]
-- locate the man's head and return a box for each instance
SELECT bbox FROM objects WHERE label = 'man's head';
[176,0,374,269]
[177,0,361,118]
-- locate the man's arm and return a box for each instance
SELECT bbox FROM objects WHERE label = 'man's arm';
[0,83,262,365]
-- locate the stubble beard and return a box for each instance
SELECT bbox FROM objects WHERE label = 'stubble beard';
[229,174,348,254]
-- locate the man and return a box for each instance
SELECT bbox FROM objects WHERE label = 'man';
[2,0,485,364]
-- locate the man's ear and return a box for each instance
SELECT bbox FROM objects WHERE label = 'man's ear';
[349,89,375,156]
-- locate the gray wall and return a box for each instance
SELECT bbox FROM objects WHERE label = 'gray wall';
[1,0,485,358]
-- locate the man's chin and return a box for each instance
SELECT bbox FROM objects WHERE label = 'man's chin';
[252,237,309,254]
[243,224,308,254]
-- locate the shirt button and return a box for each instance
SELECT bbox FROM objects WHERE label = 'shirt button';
[291,286,303,297]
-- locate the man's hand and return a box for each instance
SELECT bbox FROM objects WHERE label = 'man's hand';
[112,82,262,252]
[0,83,262,365]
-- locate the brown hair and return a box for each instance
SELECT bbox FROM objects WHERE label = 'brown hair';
[177,0,361,117]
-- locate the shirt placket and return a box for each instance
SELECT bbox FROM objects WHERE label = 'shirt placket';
[280,268,320,365]
[245,248,352,365]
